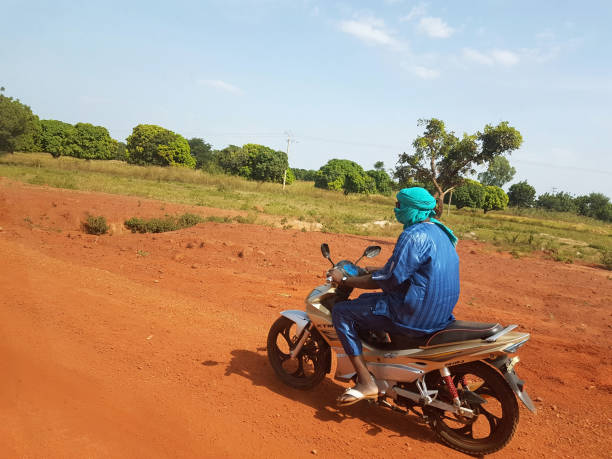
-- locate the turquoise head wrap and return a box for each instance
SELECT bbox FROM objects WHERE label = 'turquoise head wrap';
[395,187,458,247]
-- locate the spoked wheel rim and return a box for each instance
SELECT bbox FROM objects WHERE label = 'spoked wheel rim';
[267,316,329,390]
[274,323,319,379]
[425,361,519,455]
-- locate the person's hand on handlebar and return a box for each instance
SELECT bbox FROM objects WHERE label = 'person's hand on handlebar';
[326,268,345,286]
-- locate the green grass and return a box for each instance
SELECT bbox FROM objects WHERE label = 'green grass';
[1,152,610,266]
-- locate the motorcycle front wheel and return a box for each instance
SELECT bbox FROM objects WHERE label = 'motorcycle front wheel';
[266,316,329,390]
[423,361,519,455]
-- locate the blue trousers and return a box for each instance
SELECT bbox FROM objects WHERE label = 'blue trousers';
[331,293,423,356]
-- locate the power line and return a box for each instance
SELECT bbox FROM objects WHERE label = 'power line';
[194,130,612,176]
[511,159,612,175]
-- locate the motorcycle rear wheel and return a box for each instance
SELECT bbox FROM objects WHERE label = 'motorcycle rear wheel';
[266,316,329,390]
[424,361,519,455]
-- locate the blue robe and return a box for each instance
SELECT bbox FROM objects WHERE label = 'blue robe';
[331,222,459,355]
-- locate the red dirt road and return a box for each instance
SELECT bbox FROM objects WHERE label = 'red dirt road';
[1,178,611,458]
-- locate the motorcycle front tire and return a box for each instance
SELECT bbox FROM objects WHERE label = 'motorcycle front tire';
[266,316,330,390]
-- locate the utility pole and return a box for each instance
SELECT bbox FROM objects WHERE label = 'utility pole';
[283,131,297,190]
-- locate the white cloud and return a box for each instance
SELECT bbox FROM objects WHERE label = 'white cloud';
[400,3,426,22]
[462,48,493,65]
[198,79,242,94]
[462,48,519,67]
[339,18,400,48]
[417,16,454,38]
[490,49,519,66]
[411,65,440,79]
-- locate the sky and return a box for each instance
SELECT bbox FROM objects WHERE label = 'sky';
[2,0,611,196]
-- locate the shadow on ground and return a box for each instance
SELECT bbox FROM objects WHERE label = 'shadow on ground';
[225,348,436,443]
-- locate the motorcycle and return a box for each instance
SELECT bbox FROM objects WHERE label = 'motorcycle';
[267,243,536,455]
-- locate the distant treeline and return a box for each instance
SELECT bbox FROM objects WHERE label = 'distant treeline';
[453,180,611,222]
[0,86,610,219]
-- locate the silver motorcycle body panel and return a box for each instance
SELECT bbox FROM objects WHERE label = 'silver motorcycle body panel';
[292,283,534,412]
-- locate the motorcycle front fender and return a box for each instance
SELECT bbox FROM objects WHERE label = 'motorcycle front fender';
[279,310,331,374]
[280,310,310,336]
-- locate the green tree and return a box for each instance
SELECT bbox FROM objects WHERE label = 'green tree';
[114,141,128,161]
[453,179,486,209]
[215,143,290,183]
[0,88,41,153]
[536,192,576,213]
[315,159,373,194]
[188,137,214,169]
[575,193,611,222]
[482,186,509,213]
[284,168,296,185]
[39,120,78,158]
[374,161,385,171]
[477,156,516,187]
[72,123,117,160]
[126,124,194,168]
[508,181,536,208]
[292,168,318,181]
[243,143,289,183]
[215,145,250,177]
[366,169,393,195]
[344,170,377,194]
[395,118,523,216]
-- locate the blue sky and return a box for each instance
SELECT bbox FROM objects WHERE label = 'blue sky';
[2,0,611,196]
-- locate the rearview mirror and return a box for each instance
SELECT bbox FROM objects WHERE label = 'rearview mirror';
[321,243,330,259]
[321,243,334,266]
[364,245,381,258]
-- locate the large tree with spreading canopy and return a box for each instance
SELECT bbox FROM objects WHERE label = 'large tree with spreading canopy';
[394,118,523,216]
[0,87,41,153]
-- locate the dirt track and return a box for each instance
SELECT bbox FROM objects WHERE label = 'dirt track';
[1,178,611,458]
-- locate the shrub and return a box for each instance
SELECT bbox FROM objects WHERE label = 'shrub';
[83,215,108,235]
[292,168,318,181]
[315,159,379,194]
[536,192,577,213]
[483,186,509,213]
[453,179,486,209]
[124,213,204,233]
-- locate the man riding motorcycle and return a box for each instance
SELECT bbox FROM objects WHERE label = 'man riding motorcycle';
[328,187,460,406]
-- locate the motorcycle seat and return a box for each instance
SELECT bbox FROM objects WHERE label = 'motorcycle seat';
[369,320,503,350]
[422,320,503,346]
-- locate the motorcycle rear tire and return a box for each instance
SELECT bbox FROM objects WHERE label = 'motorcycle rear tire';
[267,316,329,390]
[424,361,519,455]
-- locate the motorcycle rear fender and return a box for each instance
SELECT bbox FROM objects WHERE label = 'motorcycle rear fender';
[489,356,537,413]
